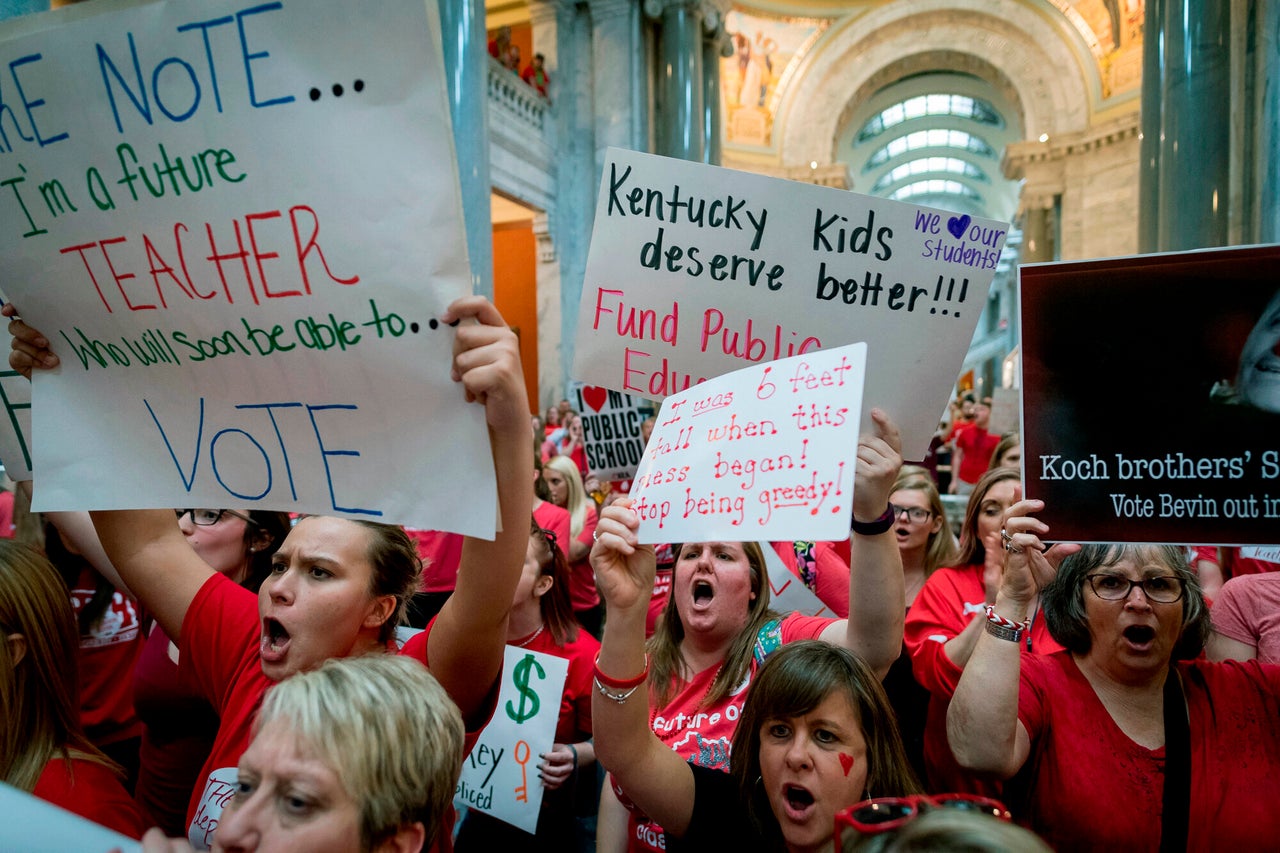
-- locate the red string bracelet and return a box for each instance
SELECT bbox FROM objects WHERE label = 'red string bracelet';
[594,653,649,689]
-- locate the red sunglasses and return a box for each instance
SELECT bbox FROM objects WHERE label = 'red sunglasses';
[834,793,1011,842]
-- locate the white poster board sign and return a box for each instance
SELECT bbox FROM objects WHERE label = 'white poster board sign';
[455,645,569,834]
[569,381,648,481]
[0,782,139,853]
[0,0,495,533]
[573,148,1009,460]
[760,543,834,618]
[629,343,865,544]
[0,368,33,481]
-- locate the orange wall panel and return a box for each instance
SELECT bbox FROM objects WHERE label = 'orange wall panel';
[491,221,538,411]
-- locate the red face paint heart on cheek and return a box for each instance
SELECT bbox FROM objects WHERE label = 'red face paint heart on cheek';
[839,753,855,777]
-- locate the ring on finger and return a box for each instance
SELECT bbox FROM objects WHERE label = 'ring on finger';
[592,529,599,542]
[1001,528,1023,553]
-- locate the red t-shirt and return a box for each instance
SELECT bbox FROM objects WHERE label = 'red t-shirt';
[1193,545,1280,579]
[904,564,1063,793]
[0,489,14,538]
[181,573,483,851]
[1016,652,1280,850]
[69,565,145,748]
[533,501,572,562]
[627,612,833,853]
[569,504,600,612]
[35,755,145,839]
[955,426,999,484]
[405,529,465,593]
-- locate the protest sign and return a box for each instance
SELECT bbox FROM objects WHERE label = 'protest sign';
[0,369,33,480]
[760,543,834,617]
[569,381,648,480]
[0,782,140,852]
[572,148,1009,460]
[455,645,569,833]
[1021,245,1280,544]
[0,0,495,533]
[629,342,865,543]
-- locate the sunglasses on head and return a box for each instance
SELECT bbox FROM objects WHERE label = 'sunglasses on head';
[835,794,1011,841]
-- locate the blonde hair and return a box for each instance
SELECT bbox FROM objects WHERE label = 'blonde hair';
[0,541,112,791]
[255,655,464,850]
[545,455,589,540]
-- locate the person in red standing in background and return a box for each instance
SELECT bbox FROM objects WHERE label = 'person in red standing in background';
[545,455,602,638]
[950,399,999,496]
[522,52,550,97]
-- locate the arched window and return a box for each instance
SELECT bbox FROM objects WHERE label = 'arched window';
[871,157,989,193]
[857,93,1003,142]
[862,129,996,171]
[888,180,983,203]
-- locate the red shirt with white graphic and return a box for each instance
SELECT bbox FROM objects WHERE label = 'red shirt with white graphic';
[69,566,145,748]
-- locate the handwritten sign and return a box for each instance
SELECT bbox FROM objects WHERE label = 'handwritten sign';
[455,645,569,834]
[629,342,865,543]
[1021,246,1280,544]
[0,369,33,481]
[569,381,648,481]
[0,0,496,533]
[572,148,1008,459]
[0,782,140,852]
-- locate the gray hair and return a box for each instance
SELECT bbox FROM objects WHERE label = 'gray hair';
[1041,544,1210,660]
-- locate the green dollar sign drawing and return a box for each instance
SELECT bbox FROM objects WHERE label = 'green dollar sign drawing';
[505,653,545,723]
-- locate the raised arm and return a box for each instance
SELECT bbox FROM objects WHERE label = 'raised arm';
[947,497,1077,777]
[818,408,905,677]
[590,501,697,837]
[426,296,534,724]
[6,304,210,639]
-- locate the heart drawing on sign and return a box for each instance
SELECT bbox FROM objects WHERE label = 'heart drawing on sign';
[581,386,609,413]
[947,214,971,239]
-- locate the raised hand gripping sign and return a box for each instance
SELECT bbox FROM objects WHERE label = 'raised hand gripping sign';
[573,148,1009,460]
[0,0,495,533]
[630,342,866,544]
[455,645,570,834]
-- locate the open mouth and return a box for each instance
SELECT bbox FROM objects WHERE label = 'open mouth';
[260,617,292,662]
[782,784,815,819]
[692,580,715,607]
[1122,624,1156,649]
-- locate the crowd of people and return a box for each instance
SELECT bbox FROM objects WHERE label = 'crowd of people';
[4,290,1280,853]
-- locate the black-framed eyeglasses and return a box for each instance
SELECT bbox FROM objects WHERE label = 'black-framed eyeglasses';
[1086,573,1185,603]
[889,503,933,523]
[175,508,259,528]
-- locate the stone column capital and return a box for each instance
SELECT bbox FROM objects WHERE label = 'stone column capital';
[642,0,705,22]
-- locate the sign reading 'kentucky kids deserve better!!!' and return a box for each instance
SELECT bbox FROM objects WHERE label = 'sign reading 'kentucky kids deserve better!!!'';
[572,148,1010,461]
[0,0,495,533]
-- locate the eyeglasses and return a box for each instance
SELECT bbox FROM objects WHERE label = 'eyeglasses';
[533,525,558,555]
[1086,573,1185,603]
[176,508,259,528]
[889,503,933,523]
[835,794,1011,842]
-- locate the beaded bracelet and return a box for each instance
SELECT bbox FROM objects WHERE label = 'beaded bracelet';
[594,677,642,704]
[594,653,649,690]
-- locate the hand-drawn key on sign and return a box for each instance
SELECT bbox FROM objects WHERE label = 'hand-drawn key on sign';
[513,740,532,803]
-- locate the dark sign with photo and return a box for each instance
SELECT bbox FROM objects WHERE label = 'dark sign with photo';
[1021,245,1280,544]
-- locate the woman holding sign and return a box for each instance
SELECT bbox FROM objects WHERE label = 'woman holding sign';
[455,521,600,851]
[7,296,534,852]
[947,498,1280,849]
[590,494,918,853]
[596,410,907,853]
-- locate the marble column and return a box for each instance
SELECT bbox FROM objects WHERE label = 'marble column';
[1137,0,1163,253]
[590,0,645,172]
[701,26,724,165]
[1256,0,1280,243]
[652,0,704,161]
[437,0,494,297]
[0,1,48,19]
[1020,206,1053,263]
[1156,0,1231,251]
